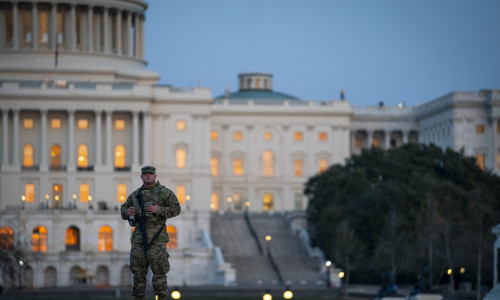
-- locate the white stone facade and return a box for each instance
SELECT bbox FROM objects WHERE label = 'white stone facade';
[0,0,499,290]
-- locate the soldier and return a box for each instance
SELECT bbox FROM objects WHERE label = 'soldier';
[121,165,181,300]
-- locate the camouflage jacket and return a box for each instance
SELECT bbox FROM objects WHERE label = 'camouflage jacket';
[120,181,181,244]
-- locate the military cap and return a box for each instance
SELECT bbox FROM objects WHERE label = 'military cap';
[141,165,156,174]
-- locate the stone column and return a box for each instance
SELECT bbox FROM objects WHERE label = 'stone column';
[103,7,110,53]
[126,11,132,56]
[350,130,356,155]
[134,13,140,58]
[385,130,391,149]
[49,3,57,51]
[12,109,19,167]
[12,2,19,50]
[2,109,9,166]
[69,4,76,51]
[403,130,409,144]
[87,5,93,52]
[67,110,75,171]
[142,112,152,165]
[32,2,39,50]
[202,115,211,174]
[105,110,112,169]
[140,15,145,58]
[367,130,373,149]
[115,9,122,55]
[132,111,140,171]
[94,110,102,168]
[40,110,48,171]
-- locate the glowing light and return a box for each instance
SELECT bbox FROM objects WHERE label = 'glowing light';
[283,290,293,299]
[227,197,232,203]
[460,267,465,274]
[186,195,191,201]
[265,235,272,241]
[171,290,181,299]
[339,272,345,279]
[245,201,251,207]
[447,269,452,275]
[45,194,49,200]
[263,293,272,300]
[73,193,77,200]
[325,260,332,267]
[21,195,26,201]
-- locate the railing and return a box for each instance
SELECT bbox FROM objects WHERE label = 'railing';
[244,210,264,255]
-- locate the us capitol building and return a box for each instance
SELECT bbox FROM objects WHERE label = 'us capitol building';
[0,0,499,290]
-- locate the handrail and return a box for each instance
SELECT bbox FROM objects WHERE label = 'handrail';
[244,210,264,255]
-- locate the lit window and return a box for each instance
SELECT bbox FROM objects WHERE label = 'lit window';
[115,144,125,168]
[24,118,34,129]
[264,131,273,141]
[0,226,14,250]
[476,154,485,170]
[77,144,88,168]
[319,132,327,141]
[176,149,186,169]
[234,131,243,141]
[98,226,113,252]
[80,184,90,203]
[210,193,219,211]
[176,185,186,204]
[77,119,88,130]
[32,226,47,253]
[318,159,328,173]
[210,130,218,141]
[176,120,186,131]
[294,159,303,177]
[25,183,35,203]
[355,137,362,148]
[294,131,303,141]
[263,193,274,211]
[233,158,243,176]
[51,119,61,129]
[210,158,219,176]
[476,124,485,134]
[166,225,177,249]
[372,137,380,148]
[50,144,61,167]
[117,184,127,203]
[262,150,274,176]
[115,119,125,130]
[23,144,34,167]
[65,226,80,251]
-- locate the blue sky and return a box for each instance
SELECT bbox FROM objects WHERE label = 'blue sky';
[144,0,500,107]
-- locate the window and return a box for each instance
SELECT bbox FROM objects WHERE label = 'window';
[52,184,63,208]
[23,144,34,167]
[294,131,303,141]
[318,159,328,173]
[476,124,485,134]
[115,144,125,168]
[38,7,49,46]
[65,226,80,251]
[210,130,218,141]
[176,120,186,131]
[32,226,47,252]
[77,119,88,130]
[166,225,177,249]
[115,119,125,130]
[255,78,261,88]
[20,6,32,46]
[294,193,303,210]
[233,158,243,176]
[51,119,61,129]
[25,183,35,203]
[77,144,88,168]
[176,149,186,169]
[355,136,362,148]
[233,193,243,210]
[56,9,65,46]
[476,154,485,170]
[233,131,243,141]
[80,184,90,203]
[294,159,303,177]
[0,226,14,250]
[117,184,127,203]
[263,193,274,211]
[210,193,219,211]
[98,226,113,252]
[262,150,274,176]
[176,185,186,204]
[210,158,219,176]
[372,137,380,148]
[264,131,273,141]
[23,118,34,129]
[50,144,61,168]
[319,132,327,141]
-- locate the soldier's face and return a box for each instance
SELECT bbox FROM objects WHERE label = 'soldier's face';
[141,172,156,185]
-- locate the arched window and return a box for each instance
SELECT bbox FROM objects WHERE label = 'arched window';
[176,149,186,169]
[23,144,34,167]
[77,144,88,168]
[262,150,274,176]
[0,226,14,250]
[98,225,113,252]
[318,159,328,173]
[114,144,125,168]
[32,226,47,252]
[166,225,177,249]
[50,144,61,168]
[210,193,219,211]
[65,226,80,251]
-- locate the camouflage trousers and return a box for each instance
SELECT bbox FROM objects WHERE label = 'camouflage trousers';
[130,242,170,297]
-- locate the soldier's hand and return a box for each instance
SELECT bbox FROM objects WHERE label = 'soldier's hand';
[127,207,136,216]
[146,204,158,214]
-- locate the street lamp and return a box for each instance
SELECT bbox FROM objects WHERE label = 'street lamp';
[325,260,332,288]
[21,195,25,209]
[263,291,272,300]
[186,194,191,211]
[72,193,77,209]
[88,195,93,209]
[283,287,293,299]
[18,260,24,289]
[45,193,49,209]
[226,196,232,211]
[171,288,181,299]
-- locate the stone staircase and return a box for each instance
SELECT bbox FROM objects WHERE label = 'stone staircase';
[210,211,326,288]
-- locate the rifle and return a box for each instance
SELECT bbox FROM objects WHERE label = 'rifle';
[136,187,150,266]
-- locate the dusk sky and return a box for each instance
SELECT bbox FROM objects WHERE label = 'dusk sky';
[144,0,500,107]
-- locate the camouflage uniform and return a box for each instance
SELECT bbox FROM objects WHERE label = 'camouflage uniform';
[120,179,181,299]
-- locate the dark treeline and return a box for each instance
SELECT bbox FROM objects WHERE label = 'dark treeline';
[305,144,500,291]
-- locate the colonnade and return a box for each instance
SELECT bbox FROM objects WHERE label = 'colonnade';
[0,1,145,58]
